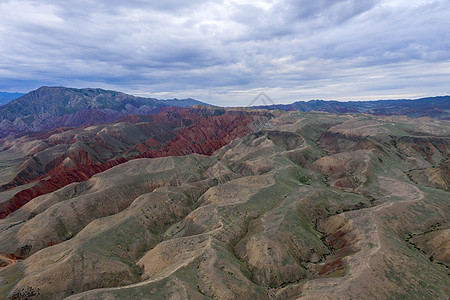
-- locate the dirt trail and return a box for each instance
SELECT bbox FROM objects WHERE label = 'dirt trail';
[343,177,425,286]
[352,123,381,130]
[349,182,423,278]
[300,177,426,298]
[0,253,17,271]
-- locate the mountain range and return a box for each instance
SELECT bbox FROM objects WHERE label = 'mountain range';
[0,87,449,299]
[1,87,449,141]
[0,87,207,139]
[254,96,450,120]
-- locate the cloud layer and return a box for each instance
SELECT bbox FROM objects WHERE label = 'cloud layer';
[0,0,449,105]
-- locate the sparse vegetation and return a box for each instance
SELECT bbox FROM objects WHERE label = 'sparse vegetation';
[10,286,40,299]
[0,108,448,299]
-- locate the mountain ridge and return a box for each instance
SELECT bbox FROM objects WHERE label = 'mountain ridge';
[253,96,450,119]
[0,86,209,138]
[1,86,449,140]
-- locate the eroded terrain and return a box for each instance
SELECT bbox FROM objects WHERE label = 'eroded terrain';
[0,108,448,299]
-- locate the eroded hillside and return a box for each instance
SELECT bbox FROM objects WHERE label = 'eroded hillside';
[0,108,448,299]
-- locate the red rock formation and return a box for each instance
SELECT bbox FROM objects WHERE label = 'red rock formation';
[317,258,346,276]
[0,109,268,219]
[139,114,255,158]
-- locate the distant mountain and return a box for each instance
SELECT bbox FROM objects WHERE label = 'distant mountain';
[0,92,25,106]
[0,86,209,138]
[254,96,450,120]
[3,87,447,140]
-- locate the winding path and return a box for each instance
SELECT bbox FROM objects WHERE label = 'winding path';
[0,253,17,271]
[299,176,426,298]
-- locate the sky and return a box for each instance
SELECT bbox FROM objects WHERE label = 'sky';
[0,0,449,106]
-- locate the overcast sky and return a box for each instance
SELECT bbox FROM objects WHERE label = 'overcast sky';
[0,0,449,106]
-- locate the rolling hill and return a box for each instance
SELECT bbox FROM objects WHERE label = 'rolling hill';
[0,106,448,299]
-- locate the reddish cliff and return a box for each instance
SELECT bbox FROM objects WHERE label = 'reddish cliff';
[0,108,268,218]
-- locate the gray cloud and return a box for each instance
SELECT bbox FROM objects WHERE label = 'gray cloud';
[0,0,449,105]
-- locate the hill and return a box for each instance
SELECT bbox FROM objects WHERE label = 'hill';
[0,107,448,299]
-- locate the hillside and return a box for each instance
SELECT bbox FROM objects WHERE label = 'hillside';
[255,96,450,120]
[0,107,448,299]
[0,87,207,138]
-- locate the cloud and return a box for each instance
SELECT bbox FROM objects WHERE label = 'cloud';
[0,0,449,105]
